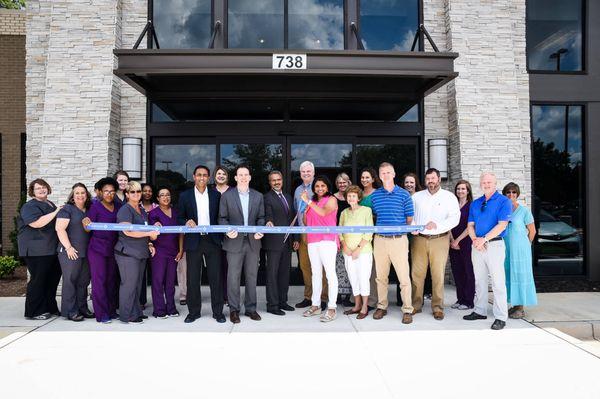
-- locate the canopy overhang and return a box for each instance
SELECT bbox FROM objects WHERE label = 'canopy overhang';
[114,49,458,121]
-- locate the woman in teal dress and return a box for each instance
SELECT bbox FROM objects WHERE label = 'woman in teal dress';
[502,182,537,319]
[358,167,380,208]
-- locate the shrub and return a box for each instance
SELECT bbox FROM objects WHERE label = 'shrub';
[0,256,20,279]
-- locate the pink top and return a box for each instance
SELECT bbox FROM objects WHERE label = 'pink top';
[306,196,339,247]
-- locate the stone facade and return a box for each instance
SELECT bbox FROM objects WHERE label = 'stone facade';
[25,0,147,204]
[0,9,26,254]
[424,0,532,202]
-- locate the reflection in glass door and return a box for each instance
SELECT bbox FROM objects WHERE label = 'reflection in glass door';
[219,143,283,194]
[291,143,352,189]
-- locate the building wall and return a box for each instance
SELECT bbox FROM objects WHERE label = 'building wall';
[25,0,148,204]
[424,0,531,201]
[0,9,26,254]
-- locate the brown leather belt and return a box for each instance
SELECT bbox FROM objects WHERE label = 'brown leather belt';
[418,232,449,240]
[375,234,406,239]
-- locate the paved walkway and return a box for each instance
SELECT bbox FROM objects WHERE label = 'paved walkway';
[1,287,599,399]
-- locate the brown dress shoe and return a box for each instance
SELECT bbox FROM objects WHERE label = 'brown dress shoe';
[411,308,422,315]
[373,309,387,320]
[402,313,413,324]
[433,310,444,320]
[244,311,262,321]
[230,311,240,324]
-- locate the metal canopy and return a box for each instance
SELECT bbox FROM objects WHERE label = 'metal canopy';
[114,49,458,121]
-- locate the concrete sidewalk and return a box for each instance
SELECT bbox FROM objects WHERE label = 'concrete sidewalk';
[1,286,599,399]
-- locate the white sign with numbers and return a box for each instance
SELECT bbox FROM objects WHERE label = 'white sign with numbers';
[272,54,307,70]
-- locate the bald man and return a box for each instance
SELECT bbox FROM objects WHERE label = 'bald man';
[463,173,512,330]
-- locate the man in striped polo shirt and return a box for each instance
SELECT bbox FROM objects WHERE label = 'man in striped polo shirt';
[371,162,415,324]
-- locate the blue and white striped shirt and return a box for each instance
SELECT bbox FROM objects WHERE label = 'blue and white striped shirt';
[371,185,414,235]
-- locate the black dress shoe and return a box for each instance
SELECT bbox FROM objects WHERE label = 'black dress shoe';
[295,298,311,308]
[230,311,241,324]
[81,310,95,319]
[213,314,226,323]
[68,314,84,322]
[491,319,506,330]
[280,304,294,312]
[244,311,262,321]
[180,299,187,306]
[141,314,148,319]
[463,312,487,321]
[320,301,327,311]
[184,314,200,323]
[129,317,144,324]
[267,309,285,316]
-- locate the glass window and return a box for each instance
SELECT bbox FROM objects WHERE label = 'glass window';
[398,104,419,122]
[359,0,419,51]
[356,143,417,185]
[228,0,284,48]
[288,0,344,50]
[291,143,352,189]
[531,105,584,275]
[153,0,212,48]
[527,0,583,71]
[220,143,283,193]
[154,144,216,203]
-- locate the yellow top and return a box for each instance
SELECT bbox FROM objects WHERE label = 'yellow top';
[338,205,374,254]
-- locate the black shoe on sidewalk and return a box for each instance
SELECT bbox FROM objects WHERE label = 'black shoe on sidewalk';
[463,312,487,321]
[491,319,506,330]
[295,298,311,308]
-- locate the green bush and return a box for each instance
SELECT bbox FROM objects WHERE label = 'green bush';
[0,0,25,10]
[0,256,20,279]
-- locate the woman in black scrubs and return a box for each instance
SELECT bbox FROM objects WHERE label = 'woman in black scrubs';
[55,183,94,321]
[18,178,62,320]
[114,181,159,324]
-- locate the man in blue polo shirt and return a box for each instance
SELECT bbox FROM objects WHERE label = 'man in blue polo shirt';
[463,172,512,330]
[371,162,415,324]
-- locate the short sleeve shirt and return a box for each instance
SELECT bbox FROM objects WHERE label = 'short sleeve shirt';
[115,203,150,259]
[468,191,513,237]
[57,204,90,256]
[370,186,414,235]
[86,200,121,255]
[17,199,59,257]
[148,207,179,258]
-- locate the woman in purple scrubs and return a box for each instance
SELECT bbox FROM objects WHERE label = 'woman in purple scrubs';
[82,177,121,323]
[149,186,184,318]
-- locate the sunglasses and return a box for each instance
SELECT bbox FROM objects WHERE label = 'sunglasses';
[505,191,518,194]
[480,200,487,212]
[128,190,142,194]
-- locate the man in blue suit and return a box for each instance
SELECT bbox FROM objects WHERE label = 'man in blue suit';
[177,165,226,323]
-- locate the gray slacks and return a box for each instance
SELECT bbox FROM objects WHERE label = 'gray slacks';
[115,253,146,322]
[472,240,508,321]
[226,237,260,313]
[58,251,91,317]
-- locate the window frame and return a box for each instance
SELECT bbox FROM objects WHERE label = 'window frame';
[526,0,587,74]
[529,102,587,277]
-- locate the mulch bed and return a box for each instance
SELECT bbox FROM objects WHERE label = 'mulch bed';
[0,266,27,297]
[535,278,600,293]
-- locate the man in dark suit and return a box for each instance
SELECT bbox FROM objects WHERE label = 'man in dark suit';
[263,171,299,316]
[218,165,265,323]
[177,165,226,324]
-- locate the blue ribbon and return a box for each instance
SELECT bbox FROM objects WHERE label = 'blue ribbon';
[87,223,423,235]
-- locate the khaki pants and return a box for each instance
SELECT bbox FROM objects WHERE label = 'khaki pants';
[411,234,450,312]
[298,234,328,301]
[374,235,413,314]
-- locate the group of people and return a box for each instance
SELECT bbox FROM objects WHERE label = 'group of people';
[17,162,538,330]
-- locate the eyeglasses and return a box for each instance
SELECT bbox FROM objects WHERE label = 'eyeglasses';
[102,190,115,195]
[158,194,171,198]
[480,200,487,212]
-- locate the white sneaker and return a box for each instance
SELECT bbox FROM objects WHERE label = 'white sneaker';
[450,302,460,309]
[457,304,471,310]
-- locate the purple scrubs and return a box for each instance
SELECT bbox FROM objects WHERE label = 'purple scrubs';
[87,200,121,322]
[148,207,179,316]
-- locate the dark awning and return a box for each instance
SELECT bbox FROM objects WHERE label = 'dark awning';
[114,49,458,121]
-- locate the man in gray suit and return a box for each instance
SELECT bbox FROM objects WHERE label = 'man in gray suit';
[218,165,266,323]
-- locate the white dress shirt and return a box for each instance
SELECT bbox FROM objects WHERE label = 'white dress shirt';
[194,186,210,226]
[411,188,460,235]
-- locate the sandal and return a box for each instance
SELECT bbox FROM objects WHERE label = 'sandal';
[320,309,336,322]
[303,306,321,317]
[357,311,368,320]
[343,308,360,315]
[509,309,525,319]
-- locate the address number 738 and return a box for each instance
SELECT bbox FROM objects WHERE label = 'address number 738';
[272,54,307,70]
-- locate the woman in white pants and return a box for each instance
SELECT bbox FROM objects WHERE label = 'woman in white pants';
[301,176,339,322]
[339,185,374,319]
